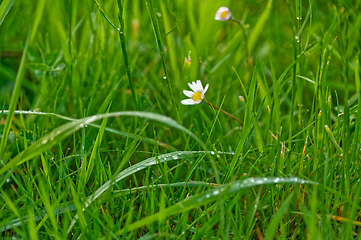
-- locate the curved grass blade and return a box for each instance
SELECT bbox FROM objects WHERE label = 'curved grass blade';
[0,112,204,185]
[67,151,233,233]
[0,0,14,26]
[114,177,314,235]
[3,110,176,150]
[0,181,216,232]
[0,0,46,161]
[248,0,272,53]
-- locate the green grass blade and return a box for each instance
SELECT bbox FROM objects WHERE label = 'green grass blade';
[0,112,204,185]
[114,178,313,235]
[265,192,294,240]
[85,110,109,183]
[67,150,228,233]
[248,0,273,53]
[0,180,218,232]
[116,0,139,110]
[0,0,46,161]
[0,0,14,26]
[2,110,176,150]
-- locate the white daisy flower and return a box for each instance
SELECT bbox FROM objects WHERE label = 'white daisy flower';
[181,80,209,105]
[215,7,232,21]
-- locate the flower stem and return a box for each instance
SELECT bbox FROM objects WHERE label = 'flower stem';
[205,101,243,124]
[231,18,251,64]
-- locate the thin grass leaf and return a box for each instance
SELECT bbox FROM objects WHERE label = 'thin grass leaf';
[265,192,294,240]
[0,112,204,187]
[0,0,46,162]
[0,0,14,26]
[85,107,110,183]
[2,110,176,150]
[114,177,313,235]
[248,0,273,53]
[67,150,232,233]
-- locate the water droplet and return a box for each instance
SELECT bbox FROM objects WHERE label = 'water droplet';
[213,190,219,195]
[211,151,215,155]
[206,194,210,198]
[274,178,280,183]
[172,155,178,159]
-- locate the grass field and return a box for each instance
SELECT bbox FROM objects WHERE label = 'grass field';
[1,0,361,239]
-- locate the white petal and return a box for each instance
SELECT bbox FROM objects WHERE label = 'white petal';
[217,6,230,13]
[181,99,197,105]
[215,7,232,21]
[201,92,205,100]
[203,84,209,94]
[183,90,194,98]
[194,100,202,104]
[196,80,203,92]
[197,80,202,90]
[188,82,198,92]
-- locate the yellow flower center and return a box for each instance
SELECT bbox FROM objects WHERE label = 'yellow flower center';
[192,92,202,101]
[221,11,228,19]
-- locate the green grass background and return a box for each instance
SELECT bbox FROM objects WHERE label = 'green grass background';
[0,0,361,239]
